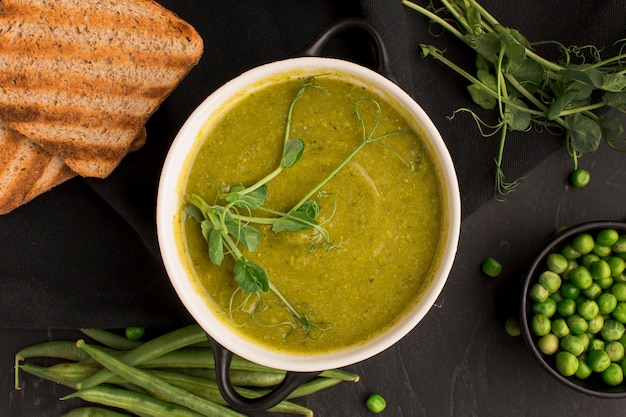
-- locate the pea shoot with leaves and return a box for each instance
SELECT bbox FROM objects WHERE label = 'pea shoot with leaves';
[403,0,626,198]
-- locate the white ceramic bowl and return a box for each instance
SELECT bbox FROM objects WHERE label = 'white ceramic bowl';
[157,57,461,372]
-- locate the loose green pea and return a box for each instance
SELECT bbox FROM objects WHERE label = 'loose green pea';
[605,341,625,362]
[550,291,564,303]
[124,327,145,341]
[530,283,550,303]
[557,298,577,317]
[613,302,626,323]
[588,314,605,334]
[590,260,612,280]
[530,314,551,336]
[577,332,591,351]
[570,266,593,290]
[566,315,588,335]
[572,233,595,255]
[588,349,612,373]
[561,244,582,260]
[611,282,626,301]
[481,257,502,277]
[570,169,590,188]
[551,318,570,338]
[546,253,569,274]
[601,319,625,341]
[615,272,626,283]
[575,359,593,379]
[577,299,599,320]
[504,318,521,337]
[598,293,618,315]
[562,260,579,279]
[365,394,386,413]
[596,276,614,290]
[602,363,624,386]
[597,229,620,247]
[560,282,581,300]
[560,334,586,356]
[555,351,579,376]
[612,236,626,254]
[538,334,559,355]
[538,271,562,293]
[608,257,626,277]
[532,298,557,318]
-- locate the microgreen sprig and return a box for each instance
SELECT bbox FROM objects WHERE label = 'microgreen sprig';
[184,75,411,338]
[404,0,626,198]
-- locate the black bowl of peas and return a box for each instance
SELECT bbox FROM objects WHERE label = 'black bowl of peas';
[520,221,626,398]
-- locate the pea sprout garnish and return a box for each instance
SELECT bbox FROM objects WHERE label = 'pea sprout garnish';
[404,0,626,200]
[184,75,412,338]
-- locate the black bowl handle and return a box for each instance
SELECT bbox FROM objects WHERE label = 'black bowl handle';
[208,335,321,413]
[297,17,398,84]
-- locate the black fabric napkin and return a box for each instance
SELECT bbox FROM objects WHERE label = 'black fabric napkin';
[1,0,624,328]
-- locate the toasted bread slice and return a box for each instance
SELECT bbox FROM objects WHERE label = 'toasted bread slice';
[0,126,147,215]
[0,0,203,178]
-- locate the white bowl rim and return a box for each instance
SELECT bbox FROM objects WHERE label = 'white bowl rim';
[157,56,461,372]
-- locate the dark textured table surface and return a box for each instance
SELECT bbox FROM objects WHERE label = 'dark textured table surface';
[1,1,626,416]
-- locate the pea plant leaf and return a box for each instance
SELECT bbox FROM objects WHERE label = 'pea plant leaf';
[465,32,500,62]
[467,84,496,110]
[548,91,578,120]
[223,185,268,210]
[184,204,204,223]
[600,73,626,93]
[604,92,626,112]
[234,258,269,293]
[208,228,225,266]
[272,200,321,233]
[225,219,261,252]
[505,97,530,131]
[598,114,625,144]
[565,113,602,153]
[281,139,305,168]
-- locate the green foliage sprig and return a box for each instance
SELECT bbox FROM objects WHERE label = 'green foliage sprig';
[404,0,626,199]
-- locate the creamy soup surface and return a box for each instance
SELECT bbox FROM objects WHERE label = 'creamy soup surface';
[179,74,446,354]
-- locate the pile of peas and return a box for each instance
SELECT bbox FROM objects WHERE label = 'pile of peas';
[528,228,626,386]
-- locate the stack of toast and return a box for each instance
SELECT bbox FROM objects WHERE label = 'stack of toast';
[0,0,204,214]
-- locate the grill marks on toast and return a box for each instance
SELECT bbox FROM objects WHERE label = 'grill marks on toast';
[0,0,204,181]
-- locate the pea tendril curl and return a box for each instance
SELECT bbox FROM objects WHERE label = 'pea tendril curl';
[184,75,411,338]
[403,0,626,200]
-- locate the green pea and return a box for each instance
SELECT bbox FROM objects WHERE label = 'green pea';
[532,298,557,318]
[557,298,577,317]
[608,257,626,277]
[538,271,562,293]
[605,341,625,362]
[365,394,386,413]
[124,327,145,341]
[588,314,605,334]
[481,257,502,277]
[550,291,564,304]
[613,302,626,323]
[570,266,593,289]
[538,334,559,355]
[597,229,620,247]
[601,319,625,341]
[546,253,569,274]
[612,236,626,254]
[572,233,595,255]
[598,293,618,315]
[560,282,581,300]
[615,272,626,283]
[530,314,551,336]
[562,260,579,279]
[555,351,579,376]
[596,276,614,290]
[589,338,605,352]
[566,314,588,335]
[588,349,612,373]
[569,168,590,188]
[504,318,521,337]
[611,282,626,301]
[590,260,612,280]
[603,363,624,386]
[551,318,570,338]
[561,244,582,260]
[593,244,613,258]
[582,283,603,300]
[580,253,600,269]
[577,299,599,320]
[529,283,550,303]
[575,359,593,379]
[560,334,585,356]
